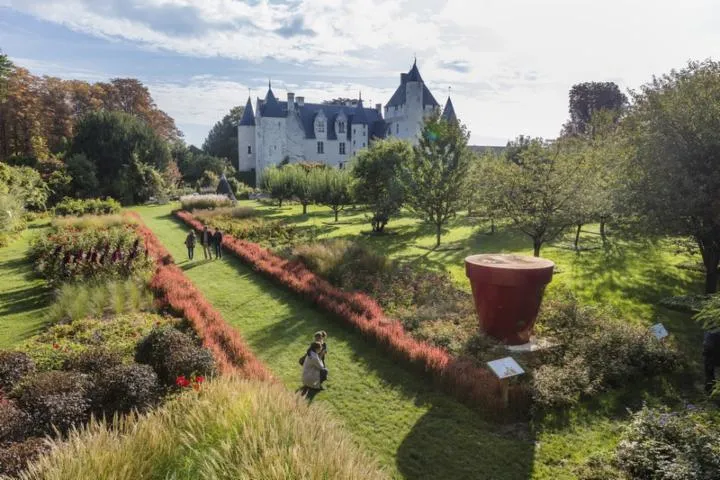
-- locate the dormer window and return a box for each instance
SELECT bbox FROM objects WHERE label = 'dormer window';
[338,121,345,134]
[317,120,325,133]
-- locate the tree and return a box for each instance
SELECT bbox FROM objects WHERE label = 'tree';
[467,151,504,234]
[0,50,13,102]
[352,139,412,233]
[0,163,49,211]
[198,170,220,191]
[70,110,171,204]
[624,60,720,293]
[202,105,244,166]
[493,137,591,256]
[401,112,472,246]
[261,166,293,207]
[563,82,628,136]
[313,168,353,221]
[285,164,315,214]
[65,154,99,199]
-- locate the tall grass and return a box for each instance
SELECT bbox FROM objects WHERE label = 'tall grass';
[47,278,154,324]
[192,206,257,220]
[20,378,389,480]
[179,194,233,210]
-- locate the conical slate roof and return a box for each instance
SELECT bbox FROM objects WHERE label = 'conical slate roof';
[352,97,369,124]
[216,174,237,201]
[238,97,255,126]
[261,86,284,118]
[442,96,457,123]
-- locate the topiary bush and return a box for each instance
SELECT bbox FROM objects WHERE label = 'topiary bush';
[0,437,49,477]
[10,371,92,435]
[90,363,160,416]
[62,347,123,375]
[0,401,30,442]
[616,405,720,480]
[0,351,36,392]
[135,327,214,386]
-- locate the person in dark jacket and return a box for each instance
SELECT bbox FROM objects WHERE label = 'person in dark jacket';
[703,329,720,394]
[184,230,196,260]
[200,226,212,260]
[213,228,223,259]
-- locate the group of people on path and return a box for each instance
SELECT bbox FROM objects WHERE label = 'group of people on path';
[299,331,328,397]
[184,226,223,261]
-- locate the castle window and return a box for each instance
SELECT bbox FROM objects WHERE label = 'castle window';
[338,121,345,134]
[247,145,252,154]
[339,142,346,155]
[339,162,344,169]
[317,120,325,133]
[362,143,365,148]
[317,141,324,154]
[396,123,399,134]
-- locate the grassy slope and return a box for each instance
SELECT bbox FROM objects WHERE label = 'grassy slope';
[134,204,536,480]
[0,222,53,348]
[195,200,708,478]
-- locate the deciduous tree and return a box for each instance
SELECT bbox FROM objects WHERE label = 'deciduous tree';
[202,105,244,166]
[401,112,472,247]
[563,82,628,136]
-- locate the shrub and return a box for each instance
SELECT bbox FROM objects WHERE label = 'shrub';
[616,405,720,480]
[533,295,682,408]
[227,177,253,200]
[18,378,389,480]
[179,194,233,210]
[62,347,123,375]
[90,363,160,416]
[10,371,92,435]
[53,197,121,217]
[196,213,311,248]
[135,327,215,386]
[0,192,26,247]
[52,214,131,230]
[192,206,257,221]
[0,351,36,392]
[0,401,30,442]
[659,294,712,313]
[0,437,49,477]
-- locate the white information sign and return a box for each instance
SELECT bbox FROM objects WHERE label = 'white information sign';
[487,357,525,379]
[650,323,669,340]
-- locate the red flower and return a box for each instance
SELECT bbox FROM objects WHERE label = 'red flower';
[194,376,205,384]
[52,343,60,350]
[175,375,190,388]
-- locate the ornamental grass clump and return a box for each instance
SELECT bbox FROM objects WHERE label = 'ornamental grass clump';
[179,194,233,210]
[17,377,389,480]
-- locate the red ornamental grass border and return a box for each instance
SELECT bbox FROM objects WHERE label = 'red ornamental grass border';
[126,211,272,382]
[175,210,524,414]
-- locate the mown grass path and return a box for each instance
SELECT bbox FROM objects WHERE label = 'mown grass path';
[0,222,52,348]
[134,204,535,480]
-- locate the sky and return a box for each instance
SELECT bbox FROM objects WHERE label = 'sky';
[2,0,720,148]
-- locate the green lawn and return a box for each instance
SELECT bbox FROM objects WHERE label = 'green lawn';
[135,204,536,480]
[0,221,53,348]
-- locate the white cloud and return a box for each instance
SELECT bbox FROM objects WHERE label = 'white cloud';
[6,0,720,145]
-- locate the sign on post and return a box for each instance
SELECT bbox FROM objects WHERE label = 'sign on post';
[650,323,669,340]
[487,357,524,407]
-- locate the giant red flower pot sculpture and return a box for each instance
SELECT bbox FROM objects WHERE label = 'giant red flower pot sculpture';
[465,254,554,345]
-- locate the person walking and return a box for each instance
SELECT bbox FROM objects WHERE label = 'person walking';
[312,331,328,364]
[302,341,327,394]
[200,226,212,260]
[213,228,223,259]
[703,328,720,394]
[184,230,196,260]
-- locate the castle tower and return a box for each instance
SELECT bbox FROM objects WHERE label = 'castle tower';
[441,96,458,124]
[255,83,287,185]
[351,93,369,156]
[237,96,256,174]
[384,60,439,144]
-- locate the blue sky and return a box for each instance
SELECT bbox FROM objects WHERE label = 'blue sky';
[2,0,720,147]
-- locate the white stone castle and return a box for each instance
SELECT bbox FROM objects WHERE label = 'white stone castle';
[237,60,457,184]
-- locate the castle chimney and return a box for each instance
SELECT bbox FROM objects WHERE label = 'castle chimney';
[296,96,304,106]
[287,92,295,111]
[401,73,408,83]
[375,103,382,114]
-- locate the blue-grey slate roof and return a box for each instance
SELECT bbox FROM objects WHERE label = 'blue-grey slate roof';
[238,97,255,126]
[442,96,457,123]
[260,88,285,117]
[386,62,440,109]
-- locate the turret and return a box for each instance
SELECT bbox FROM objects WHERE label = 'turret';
[237,96,256,173]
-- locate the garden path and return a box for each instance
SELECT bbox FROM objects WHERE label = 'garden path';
[134,204,535,480]
[0,222,53,348]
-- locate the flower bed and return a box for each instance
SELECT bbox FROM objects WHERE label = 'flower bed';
[127,212,272,382]
[175,210,516,415]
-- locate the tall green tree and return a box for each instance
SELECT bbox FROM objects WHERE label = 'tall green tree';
[261,166,294,207]
[203,105,244,166]
[625,60,720,293]
[563,82,628,136]
[70,110,171,204]
[312,168,353,222]
[401,112,472,247]
[0,50,13,102]
[467,151,504,234]
[352,139,412,233]
[493,137,591,256]
[285,164,315,214]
